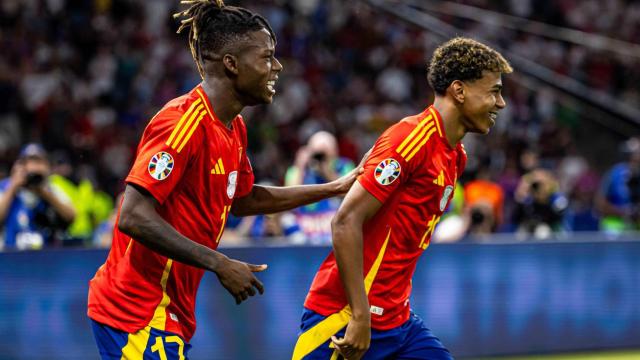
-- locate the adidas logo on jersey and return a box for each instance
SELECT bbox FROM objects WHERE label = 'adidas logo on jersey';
[211,158,226,175]
[433,170,444,186]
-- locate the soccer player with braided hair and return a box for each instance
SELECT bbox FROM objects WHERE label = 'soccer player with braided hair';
[294,37,512,360]
[87,1,363,358]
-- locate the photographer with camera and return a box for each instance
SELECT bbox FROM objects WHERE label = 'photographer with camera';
[285,131,355,244]
[595,137,640,234]
[513,168,568,239]
[0,144,76,250]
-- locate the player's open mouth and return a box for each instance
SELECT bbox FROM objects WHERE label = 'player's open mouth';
[267,80,276,94]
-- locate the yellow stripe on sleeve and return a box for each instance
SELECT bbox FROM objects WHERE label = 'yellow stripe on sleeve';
[171,105,203,150]
[176,110,206,153]
[406,127,437,162]
[400,121,434,159]
[429,107,443,138]
[166,98,202,147]
[291,230,391,360]
[396,115,432,154]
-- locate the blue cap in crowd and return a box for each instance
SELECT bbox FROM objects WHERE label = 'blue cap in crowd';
[19,143,48,160]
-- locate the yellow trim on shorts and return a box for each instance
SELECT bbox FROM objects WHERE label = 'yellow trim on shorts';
[291,229,391,360]
[120,326,152,360]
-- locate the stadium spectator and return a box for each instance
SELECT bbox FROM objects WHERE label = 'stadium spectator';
[285,131,354,244]
[0,143,76,250]
[464,166,505,234]
[49,152,114,246]
[513,168,569,239]
[595,137,640,233]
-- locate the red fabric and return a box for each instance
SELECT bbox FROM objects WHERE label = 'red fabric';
[304,106,467,330]
[88,85,254,341]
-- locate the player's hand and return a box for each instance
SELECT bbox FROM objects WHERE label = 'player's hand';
[331,317,371,360]
[214,257,267,304]
[333,148,371,195]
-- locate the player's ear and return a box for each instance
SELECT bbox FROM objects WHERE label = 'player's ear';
[223,54,239,75]
[449,80,465,104]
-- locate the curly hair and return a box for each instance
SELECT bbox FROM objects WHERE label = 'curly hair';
[173,0,276,79]
[427,37,512,95]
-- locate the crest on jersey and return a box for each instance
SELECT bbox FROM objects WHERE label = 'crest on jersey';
[374,158,401,185]
[440,185,454,211]
[148,151,174,181]
[227,171,238,199]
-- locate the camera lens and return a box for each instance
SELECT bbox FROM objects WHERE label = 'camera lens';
[25,173,44,186]
[311,152,326,162]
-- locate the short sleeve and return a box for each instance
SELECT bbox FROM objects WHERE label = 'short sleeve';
[357,123,417,203]
[233,117,254,198]
[125,110,200,204]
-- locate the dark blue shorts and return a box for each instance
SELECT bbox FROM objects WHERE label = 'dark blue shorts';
[293,308,453,359]
[91,319,191,360]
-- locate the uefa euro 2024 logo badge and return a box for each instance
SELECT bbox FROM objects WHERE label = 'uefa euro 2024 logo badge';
[148,151,174,181]
[375,158,401,186]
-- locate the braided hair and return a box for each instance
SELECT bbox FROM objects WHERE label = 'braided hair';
[173,0,276,79]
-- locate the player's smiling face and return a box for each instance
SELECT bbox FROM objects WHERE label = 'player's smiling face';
[460,70,506,134]
[233,28,282,106]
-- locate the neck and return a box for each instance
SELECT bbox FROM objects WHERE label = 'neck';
[201,78,243,128]
[432,96,466,148]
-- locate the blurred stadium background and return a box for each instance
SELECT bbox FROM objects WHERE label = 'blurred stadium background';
[0,0,639,359]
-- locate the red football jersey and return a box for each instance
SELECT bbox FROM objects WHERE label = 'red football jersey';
[88,85,254,341]
[304,106,467,330]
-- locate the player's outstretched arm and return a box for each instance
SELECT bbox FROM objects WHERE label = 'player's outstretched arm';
[231,151,370,217]
[118,184,266,304]
[330,182,382,360]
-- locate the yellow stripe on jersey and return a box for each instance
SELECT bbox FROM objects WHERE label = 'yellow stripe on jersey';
[171,105,204,151]
[196,88,215,120]
[395,114,432,155]
[400,121,435,159]
[217,158,225,175]
[166,98,202,147]
[291,230,392,360]
[176,110,206,153]
[121,260,174,359]
[216,205,231,243]
[149,259,174,330]
[429,107,443,138]
[406,127,437,162]
[364,228,391,293]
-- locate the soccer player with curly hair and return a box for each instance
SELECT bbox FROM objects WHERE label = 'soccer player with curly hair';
[294,37,512,360]
[87,1,363,358]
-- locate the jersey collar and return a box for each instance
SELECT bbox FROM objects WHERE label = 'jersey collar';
[194,84,237,134]
[426,105,454,150]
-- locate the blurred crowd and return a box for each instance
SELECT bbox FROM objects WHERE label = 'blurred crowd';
[1,0,639,250]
